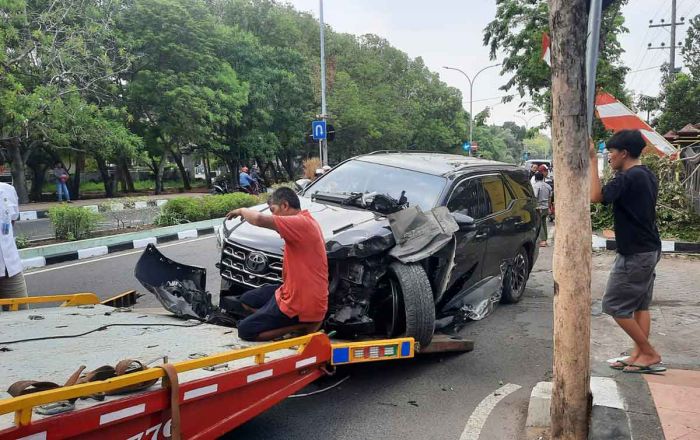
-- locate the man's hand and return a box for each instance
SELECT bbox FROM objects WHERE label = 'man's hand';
[589,139,598,160]
[226,209,242,220]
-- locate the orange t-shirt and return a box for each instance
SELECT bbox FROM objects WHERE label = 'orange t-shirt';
[273,211,328,322]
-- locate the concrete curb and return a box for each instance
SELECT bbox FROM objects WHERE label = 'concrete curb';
[20,218,223,270]
[526,377,632,440]
[17,199,169,221]
[592,234,700,254]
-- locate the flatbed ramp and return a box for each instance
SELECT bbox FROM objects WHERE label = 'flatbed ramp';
[0,298,418,439]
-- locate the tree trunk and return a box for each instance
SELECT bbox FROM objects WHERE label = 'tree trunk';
[8,142,29,204]
[29,165,47,202]
[204,152,212,189]
[120,158,135,192]
[151,156,166,195]
[548,1,592,439]
[95,156,114,198]
[71,152,85,200]
[168,147,191,191]
[267,160,280,183]
[277,153,295,180]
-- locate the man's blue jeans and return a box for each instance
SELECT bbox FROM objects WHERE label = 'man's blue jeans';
[56,182,70,201]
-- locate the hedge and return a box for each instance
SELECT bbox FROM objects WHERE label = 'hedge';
[156,193,263,226]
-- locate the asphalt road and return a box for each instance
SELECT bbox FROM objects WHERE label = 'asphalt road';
[23,236,554,440]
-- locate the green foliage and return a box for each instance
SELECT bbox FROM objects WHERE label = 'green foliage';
[590,156,700,242]
[483,0,630,135]
[48,206,103,241]
[14,235,30,250]
[156,193,261,225]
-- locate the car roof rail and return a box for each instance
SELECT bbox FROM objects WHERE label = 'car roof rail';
[365,150,445,155]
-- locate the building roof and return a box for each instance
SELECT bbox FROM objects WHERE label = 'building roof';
[678,124,700,135]
[354,152,513,176]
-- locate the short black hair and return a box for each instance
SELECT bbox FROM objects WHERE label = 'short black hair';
[535,172,544,181]
[270,187,301,210]
[606,130,646,158]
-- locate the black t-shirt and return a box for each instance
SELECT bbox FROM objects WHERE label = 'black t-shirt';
[602,165,661,255]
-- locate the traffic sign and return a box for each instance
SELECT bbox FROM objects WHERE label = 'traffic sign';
[312,120,327,141]
[462,141,471,152]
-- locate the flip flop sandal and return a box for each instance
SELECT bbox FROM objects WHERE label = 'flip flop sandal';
[609,360,630,370]
[623,364,667,374]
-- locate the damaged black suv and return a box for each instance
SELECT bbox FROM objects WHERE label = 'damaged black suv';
[217,152,540,346]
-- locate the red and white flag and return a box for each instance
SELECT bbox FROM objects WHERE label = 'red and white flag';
[595,91,678,157]
[541,32,551,66]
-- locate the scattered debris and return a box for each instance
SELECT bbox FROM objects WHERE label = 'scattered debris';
[28,315,44,320]
[147,345,158,349]
[407,400,419,407]
[378,402,398,407]
[55,325,68,329]
[0,346,11,352]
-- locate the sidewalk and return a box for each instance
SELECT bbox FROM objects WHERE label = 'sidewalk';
[19,191,206,213]
[591,252,700,440]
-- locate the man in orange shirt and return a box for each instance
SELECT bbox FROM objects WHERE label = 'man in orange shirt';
[225,187,328,341]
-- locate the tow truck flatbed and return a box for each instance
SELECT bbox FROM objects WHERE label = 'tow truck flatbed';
[0,295,423,440]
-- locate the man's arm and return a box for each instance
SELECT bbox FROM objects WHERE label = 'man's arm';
[226,208,277,230]
[589,140,604,203]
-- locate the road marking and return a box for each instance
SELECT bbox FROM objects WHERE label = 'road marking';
[24,235,215,276]
[459,383,522,440]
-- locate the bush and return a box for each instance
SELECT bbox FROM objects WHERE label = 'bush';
[591,155,700,242]
[155,193,261,226]
[48,205,102,241]
[303,157,321,179]
[15,235,29,249]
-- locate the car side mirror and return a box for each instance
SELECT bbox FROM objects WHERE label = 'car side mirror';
[452,212,476,231]
[295,178,311,190]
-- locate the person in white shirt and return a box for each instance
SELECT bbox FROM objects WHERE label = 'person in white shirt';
[532,172,553,247]
[0,182,27,310]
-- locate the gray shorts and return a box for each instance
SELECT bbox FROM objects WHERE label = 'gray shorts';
[603,251,661,319]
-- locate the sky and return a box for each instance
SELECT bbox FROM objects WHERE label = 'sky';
[284,0,699,126]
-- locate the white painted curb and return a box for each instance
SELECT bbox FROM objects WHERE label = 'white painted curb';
[661,240,675,252]
[177,229,198,240]
[78,246,109,260]
[109,203,125,212]
[156,199,167,207]
[82,205,99,213]
[592,234,607,250]
[22,256,46,270]
[134,201,148,209]
[19,211,38,221]
[133,237,157,249]
[590,377,625,410]
[525,381,552,428]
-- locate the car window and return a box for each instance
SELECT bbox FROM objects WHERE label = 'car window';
[504,172,533,199]
[480,175,508,215]
[447,178,489,219]
[304,159,446,210]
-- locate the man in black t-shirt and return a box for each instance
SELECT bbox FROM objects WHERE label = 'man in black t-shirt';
[589,129,664,374]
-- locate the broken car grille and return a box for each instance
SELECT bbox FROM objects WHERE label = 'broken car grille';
[220,240,283,289]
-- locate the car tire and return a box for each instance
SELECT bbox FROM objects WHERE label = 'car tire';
[389,262,435,348]
[500,246,530,304]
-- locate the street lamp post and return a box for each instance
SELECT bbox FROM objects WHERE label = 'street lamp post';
[318,0,328,166]
[443,64,501,153]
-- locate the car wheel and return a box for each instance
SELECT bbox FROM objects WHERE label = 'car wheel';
[385,262,435,347]
[500,247,530,304]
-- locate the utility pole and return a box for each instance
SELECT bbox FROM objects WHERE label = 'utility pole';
[319,0,328,166]
[648,0,685,73]
[549,0,592,438]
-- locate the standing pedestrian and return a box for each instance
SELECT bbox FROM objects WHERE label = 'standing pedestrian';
[0,181,28,311]
[589,129,664,374]
[532,172,552,247]
[53,161,71,203]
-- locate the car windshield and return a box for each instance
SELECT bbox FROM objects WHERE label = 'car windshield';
[304,159,446,211]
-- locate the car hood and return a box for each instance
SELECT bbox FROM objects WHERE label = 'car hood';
[223,198,395,257]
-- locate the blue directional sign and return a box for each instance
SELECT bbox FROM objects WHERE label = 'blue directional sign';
[312,120,327,141]
[462,141,471,152]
